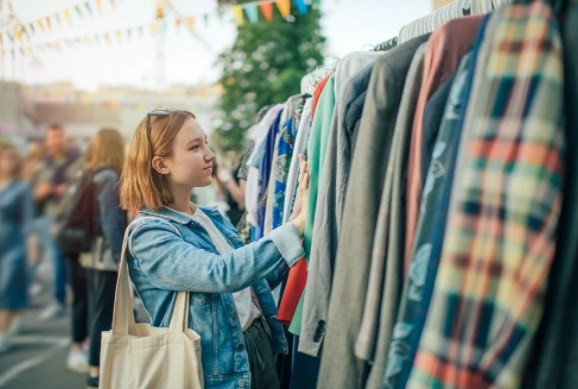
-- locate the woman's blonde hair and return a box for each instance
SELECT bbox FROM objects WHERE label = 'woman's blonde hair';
[120,110,195,211]
[86,128,125,174]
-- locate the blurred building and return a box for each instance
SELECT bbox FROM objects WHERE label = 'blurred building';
[0,80,220,141]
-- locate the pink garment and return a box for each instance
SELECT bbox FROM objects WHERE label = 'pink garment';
[404,16,484,274]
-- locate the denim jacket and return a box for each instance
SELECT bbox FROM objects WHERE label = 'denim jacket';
[126,205,304,389]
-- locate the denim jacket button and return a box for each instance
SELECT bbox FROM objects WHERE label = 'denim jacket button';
[232,311,238,319]
[235,343,243,350]
[238,379,247,387]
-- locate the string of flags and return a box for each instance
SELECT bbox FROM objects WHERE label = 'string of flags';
[0,0,321,56]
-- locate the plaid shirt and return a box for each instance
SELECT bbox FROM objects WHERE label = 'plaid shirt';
[407,2,565,388]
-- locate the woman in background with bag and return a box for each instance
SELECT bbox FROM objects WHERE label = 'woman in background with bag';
[107,109,308,389]
[80,128,127,389]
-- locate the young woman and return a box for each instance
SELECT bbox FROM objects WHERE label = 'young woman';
[82,129,127,389]
[119,109,309,389]
[0,143,37,352]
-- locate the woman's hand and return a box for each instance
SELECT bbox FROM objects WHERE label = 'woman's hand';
[290,155,310,235]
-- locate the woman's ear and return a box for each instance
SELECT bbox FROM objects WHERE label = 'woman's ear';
[152,156,170,175]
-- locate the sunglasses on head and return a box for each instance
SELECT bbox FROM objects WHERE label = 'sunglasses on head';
[145,109,195,147]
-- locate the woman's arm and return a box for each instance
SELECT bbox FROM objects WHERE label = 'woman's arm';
[129,219,304,294]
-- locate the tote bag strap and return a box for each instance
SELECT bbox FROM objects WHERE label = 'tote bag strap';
[111,225,137,335]
[111,217,191,335]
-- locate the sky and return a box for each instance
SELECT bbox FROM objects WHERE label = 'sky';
[1,0,431,91]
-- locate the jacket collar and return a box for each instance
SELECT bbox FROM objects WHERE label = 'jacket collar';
[139,204,221,225]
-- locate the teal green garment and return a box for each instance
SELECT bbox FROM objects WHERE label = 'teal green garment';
[289,75,336,336]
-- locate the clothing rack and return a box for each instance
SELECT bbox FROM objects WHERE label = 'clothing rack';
[398,0,510,43]
[373,36,398,52]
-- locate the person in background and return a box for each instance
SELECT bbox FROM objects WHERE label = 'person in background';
[0,143,38,352]
[81,128,127,389]
[213,156,246,226]
[21,140,47,297]
[34,124,89,372]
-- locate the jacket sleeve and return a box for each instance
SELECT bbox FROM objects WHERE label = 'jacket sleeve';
[95,170,127,263]
[128,219,304,294]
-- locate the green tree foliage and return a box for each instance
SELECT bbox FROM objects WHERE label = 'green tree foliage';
[212,2,325,155]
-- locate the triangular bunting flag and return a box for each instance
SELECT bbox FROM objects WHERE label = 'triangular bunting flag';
[37,19,46,32]
[45,16,52,31]
[19,47,25,55]
[104,32,111,43]
[115,30,122,42]
[186,16,195,30]
[28,23,35,34]
[245,5,259,23]
[176,18,183,31]
[64,9,73,23]
[6,31,14,42]
[75,5,84,18]
[203,14,209,26]
[275,0,291,18]
[138,25,144,37]
[293,0,308,14]
[110,0,116,8]
[55,13,62,26]
[85,2,93,16]
[232,6,244,26]
[259,2,274,21]
[150,23,158,34]
[126,28,132,40]
[95,0,103,13]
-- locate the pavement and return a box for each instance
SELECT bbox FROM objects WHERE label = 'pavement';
[0,262,87,389]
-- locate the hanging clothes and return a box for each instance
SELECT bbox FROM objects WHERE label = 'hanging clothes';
[317,33,430,389]
[356,42,428,389]
[406,2,564,387]
[264,95,305,234]
[246,105,285,229]
[300,52,382,357]
[523,1,578,387]
[404,15,485,276]
[277,75,332,325]
[288,75,336,336]
[283,98,313,224]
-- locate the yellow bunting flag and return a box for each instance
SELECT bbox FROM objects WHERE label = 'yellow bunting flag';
[232,6,244,26]
[275,0,291,18]
[37,19,46,32]
[115,30,122,41]
[150,23,158,34]
[95,0,103,12]
[64,9,73,24]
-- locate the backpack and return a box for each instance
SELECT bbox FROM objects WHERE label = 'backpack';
[57,168,108,255]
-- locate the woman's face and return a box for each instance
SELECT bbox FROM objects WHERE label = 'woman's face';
[0,149,19,178]
[164,117,215,189]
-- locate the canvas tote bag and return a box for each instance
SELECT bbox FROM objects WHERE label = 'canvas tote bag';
[99,226,204,388]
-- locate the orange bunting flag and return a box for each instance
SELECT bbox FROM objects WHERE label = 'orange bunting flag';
[232,6,244,26]
[259,2,274,21]
[186,16,195,30]
[275,0,291,18]
[95,0,103,12]
[45,16,52,31]
[176,18,183,30]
